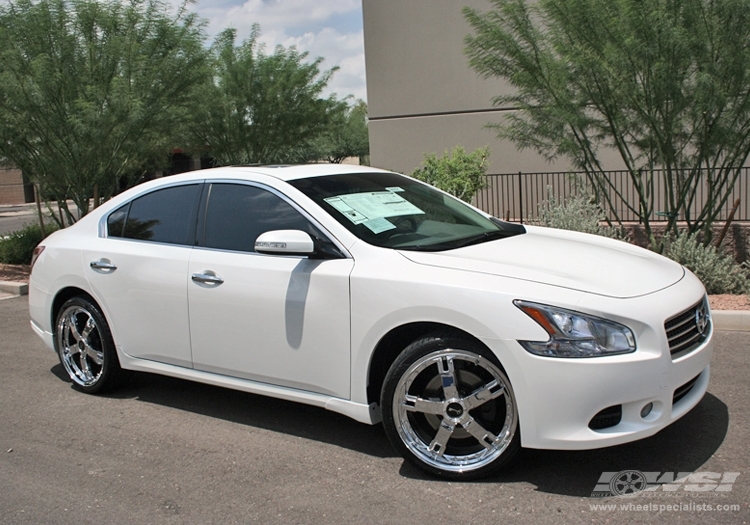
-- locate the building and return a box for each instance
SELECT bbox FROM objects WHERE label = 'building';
[362,0,582,176]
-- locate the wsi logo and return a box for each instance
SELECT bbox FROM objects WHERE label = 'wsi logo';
[591,471,740,497]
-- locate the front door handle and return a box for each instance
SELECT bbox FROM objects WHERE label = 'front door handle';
[191,271,224,286]
[90,259,117,272]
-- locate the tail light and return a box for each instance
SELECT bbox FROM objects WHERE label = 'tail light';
[30,245,45,271]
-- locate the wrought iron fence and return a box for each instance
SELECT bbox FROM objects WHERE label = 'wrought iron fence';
[474,168,750,223]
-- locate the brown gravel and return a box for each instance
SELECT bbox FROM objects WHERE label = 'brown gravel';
[3,263,748,310]
[708,294,750,311]
[0,264,31,283]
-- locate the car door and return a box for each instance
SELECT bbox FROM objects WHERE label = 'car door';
[187,182,353,398]
[82,183,202,368]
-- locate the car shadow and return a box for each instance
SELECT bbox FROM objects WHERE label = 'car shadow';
[50,363,728,495]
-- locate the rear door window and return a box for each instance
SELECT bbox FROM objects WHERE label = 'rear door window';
[107,184,202,245]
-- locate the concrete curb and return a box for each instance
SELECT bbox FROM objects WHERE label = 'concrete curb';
[711,310,750,331]
[0,280,748,330]
[0,281,28,296]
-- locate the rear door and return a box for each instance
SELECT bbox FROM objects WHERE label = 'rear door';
[83,183,202,368]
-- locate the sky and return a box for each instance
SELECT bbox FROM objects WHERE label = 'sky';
[180,0,367,102]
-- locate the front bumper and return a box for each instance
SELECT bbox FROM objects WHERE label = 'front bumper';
[485,277,714,451]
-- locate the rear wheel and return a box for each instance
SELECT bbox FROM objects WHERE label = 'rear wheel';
[381,333,519,480]
[55,296,125,394]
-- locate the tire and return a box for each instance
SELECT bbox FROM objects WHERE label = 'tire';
[55,296,126,394]
[381,333,520,480]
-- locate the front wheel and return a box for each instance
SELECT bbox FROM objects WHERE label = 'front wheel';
[55,296,125,394]
[381,334,520,480]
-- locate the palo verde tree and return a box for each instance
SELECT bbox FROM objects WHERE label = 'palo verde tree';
[464,0,750,247]
[190,26,342,166]
[0,0,208,224]
[311,99,370,164]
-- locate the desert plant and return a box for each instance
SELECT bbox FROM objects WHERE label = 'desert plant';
[535,190,625,239]
[664,232,749,294]
[0,223,58,265]
[411,146,489,203]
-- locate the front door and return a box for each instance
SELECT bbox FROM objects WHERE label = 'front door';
[187,183,353,398]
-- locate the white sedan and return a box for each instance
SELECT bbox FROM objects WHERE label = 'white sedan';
[29,164,713,479]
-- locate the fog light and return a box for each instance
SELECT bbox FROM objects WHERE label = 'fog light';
[640,402,654,418]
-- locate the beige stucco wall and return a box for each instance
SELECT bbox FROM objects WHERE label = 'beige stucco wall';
[0,168,26,205]
[362,0,584,175]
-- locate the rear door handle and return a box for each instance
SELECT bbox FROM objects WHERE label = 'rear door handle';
[191,271,224,286]
[90,259,117,272]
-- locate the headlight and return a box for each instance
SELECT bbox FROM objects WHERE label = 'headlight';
[514,300,636,358]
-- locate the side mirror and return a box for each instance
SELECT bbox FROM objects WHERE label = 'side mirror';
[255,230,315,256]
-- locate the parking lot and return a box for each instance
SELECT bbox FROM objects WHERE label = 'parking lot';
[0,294,748,525]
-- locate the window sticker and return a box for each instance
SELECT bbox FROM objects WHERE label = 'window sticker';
[325,197,368,224]
[386,186,405,193]
[324,192,424,227]
[361,217,396,234]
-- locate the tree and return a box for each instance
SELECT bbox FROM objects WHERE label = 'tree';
[313,99,370,164]
[0,0,209,224]
[189,26,342,166]
[464,0,750,247]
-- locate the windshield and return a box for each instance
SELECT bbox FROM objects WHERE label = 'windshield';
[289,172,524,251]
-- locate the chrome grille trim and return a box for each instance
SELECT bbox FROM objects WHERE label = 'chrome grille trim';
[665,298,710,359]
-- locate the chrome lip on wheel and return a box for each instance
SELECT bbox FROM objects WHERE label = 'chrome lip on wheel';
[56,306,105,387]
[393,349,518,473]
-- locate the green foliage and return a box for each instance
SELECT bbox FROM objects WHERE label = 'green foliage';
[189,26,342,165]
[411,146,489,203]
[311,99,370,164]
[464,0,750,245]
[535,190,625,239]
[664,233,750,294]
[0,0,209,223]
[0,223,58,264]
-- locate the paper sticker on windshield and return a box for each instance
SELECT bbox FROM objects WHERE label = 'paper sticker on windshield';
[363,217,397,234]
[325,197,368,224]
[386,186,405,193]
[325,192,424,226]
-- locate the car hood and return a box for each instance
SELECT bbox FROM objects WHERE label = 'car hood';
[398,225,685,298]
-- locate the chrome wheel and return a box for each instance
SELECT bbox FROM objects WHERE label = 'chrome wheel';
[382,335,519,479]
[55,297,124,393]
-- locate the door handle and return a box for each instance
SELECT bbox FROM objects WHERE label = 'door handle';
[191,271,224,286]
[90,259,117,272]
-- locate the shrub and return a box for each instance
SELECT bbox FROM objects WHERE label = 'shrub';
[535,191,625,240]
[0,223,57,265]
[411,146,489,203]
[664,232,749,295]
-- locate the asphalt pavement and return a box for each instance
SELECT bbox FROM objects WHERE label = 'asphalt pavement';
[0,295,748,525]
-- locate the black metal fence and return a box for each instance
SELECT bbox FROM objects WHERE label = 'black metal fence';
[475,168,750,223]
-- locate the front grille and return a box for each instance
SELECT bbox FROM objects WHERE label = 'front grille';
[673,375,700,405]
[664,298,710,359]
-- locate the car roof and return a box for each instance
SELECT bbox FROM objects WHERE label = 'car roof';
[199,163,393,182]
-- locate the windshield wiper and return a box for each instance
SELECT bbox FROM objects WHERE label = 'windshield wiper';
[396,230,511,252]
[448,230,511,249]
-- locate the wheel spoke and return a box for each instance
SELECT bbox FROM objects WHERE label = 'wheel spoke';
[463,379,505,411]
[402,394,445,415]
[64,343,81,357]
[462,416,500,450]
[428,420,455,457]
[80,315,96,340]
[438,356,460,400]
[84,344,104,366]
[66,316,82,342]
[79,351,93,380]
